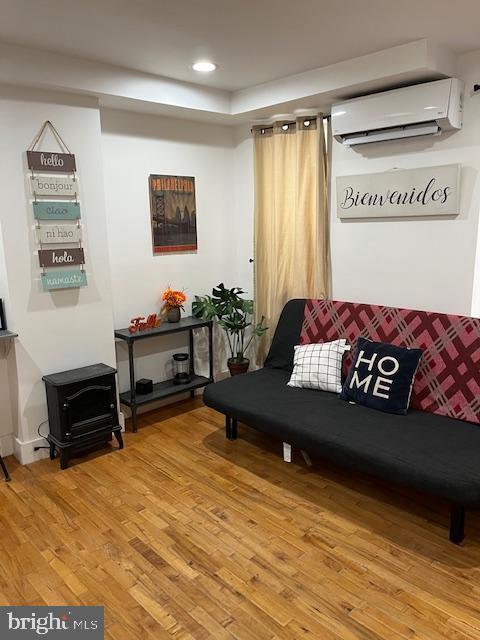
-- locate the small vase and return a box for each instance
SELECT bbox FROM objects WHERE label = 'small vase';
[167,307,181,323]
[227,357,249,376]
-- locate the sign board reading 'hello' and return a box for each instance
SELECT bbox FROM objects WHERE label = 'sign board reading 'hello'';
[27,151,76,173]
[336,164,460,219]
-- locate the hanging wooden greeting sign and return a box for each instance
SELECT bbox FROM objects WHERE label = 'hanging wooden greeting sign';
[37,224,81,244]
[41,269,87,291]
[28,120,88,291]
[27,151,76,173]
[38,248,85,268]
[33,201,81,220]
[31,175,77,198]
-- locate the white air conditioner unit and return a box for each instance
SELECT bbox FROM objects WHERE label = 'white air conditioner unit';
[332,78,463,146]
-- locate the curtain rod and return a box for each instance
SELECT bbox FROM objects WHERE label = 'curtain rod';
[251,114,330,134]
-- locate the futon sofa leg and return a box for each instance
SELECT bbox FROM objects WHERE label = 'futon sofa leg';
[450,505,465,544]
[225,415,237,440]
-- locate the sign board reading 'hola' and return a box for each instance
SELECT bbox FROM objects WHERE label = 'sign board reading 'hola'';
[37,224,81,244]
[33,201,81,220]
[38,248,85,268]
[41,269,87,291]
[336,164,461,219]
[31,175,77,198]
[27,151,76,173]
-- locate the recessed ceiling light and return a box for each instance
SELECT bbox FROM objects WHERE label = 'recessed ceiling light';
[192,61,217,72]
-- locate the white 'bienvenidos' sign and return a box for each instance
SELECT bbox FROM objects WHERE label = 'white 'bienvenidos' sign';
[336,164,460,219]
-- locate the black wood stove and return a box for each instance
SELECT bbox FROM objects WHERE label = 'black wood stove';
[43,363,123,469]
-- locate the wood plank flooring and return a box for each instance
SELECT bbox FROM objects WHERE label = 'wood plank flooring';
[1,398,480,639]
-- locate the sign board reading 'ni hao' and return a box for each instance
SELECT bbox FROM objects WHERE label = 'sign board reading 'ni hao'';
[31,175,77,198]
[336,164,461,219]
[41,269,87,291]
[27,151,76,173]
[37,224,81,244]
[33,201,81,220]
[38,248,85,268]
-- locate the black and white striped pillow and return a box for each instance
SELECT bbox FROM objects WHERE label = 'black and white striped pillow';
[287,339,351,393]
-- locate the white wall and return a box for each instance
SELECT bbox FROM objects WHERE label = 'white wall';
[0,222,15,456]
[330,50,480,315]
[0,86,117,463]
[231,50,480,318]
[100,109,239,395]
[233,124,255,294]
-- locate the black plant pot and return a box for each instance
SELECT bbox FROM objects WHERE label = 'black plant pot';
[227,358,249,376]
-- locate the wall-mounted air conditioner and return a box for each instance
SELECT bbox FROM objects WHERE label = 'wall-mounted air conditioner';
[332,78,463,146]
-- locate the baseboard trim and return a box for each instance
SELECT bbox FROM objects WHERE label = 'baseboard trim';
[14,435,50,465]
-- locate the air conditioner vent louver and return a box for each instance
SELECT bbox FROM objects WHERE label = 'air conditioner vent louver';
[343,122,440,146]
[332,79,463,146]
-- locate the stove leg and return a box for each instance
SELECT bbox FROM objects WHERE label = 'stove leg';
[49,443,56,460]
[114,430,124,450]
[60,449,70,470]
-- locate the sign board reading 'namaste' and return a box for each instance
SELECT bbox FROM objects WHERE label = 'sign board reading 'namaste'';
[336,164,460,219]
[41,269,87,291]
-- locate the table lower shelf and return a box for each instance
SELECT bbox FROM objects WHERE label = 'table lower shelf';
[119,374,211,407]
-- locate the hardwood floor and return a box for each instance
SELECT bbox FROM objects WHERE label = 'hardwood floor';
[2,399,480,639]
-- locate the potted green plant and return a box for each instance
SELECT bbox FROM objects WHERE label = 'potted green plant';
[192,283,267,376]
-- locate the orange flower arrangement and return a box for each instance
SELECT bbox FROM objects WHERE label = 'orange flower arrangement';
[161,287,187,310]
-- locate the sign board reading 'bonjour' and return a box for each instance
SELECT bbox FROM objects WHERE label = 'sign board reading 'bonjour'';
[33,201,81,220]
[31,175,77,198]
[27,151,76,173]
[38,248,85,268]
[37,224,81,244]
[336,164,460,219]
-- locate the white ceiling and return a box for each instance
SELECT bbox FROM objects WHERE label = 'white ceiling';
[1,0,480,91]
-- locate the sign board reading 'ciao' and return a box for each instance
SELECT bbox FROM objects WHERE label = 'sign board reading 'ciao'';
[336,164,460,219]
[33,201,80,220]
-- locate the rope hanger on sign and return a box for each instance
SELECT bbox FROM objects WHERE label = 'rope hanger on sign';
[28,120,73,154]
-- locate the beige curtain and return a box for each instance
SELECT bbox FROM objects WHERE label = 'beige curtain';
[254,116,330,358]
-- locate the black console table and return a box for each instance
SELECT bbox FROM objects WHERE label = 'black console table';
[114,316,213,432]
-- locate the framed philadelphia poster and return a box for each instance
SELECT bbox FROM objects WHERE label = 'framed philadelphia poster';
[149,174,197,254]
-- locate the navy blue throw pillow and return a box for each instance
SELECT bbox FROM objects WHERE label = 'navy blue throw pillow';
[340,338,422,415]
